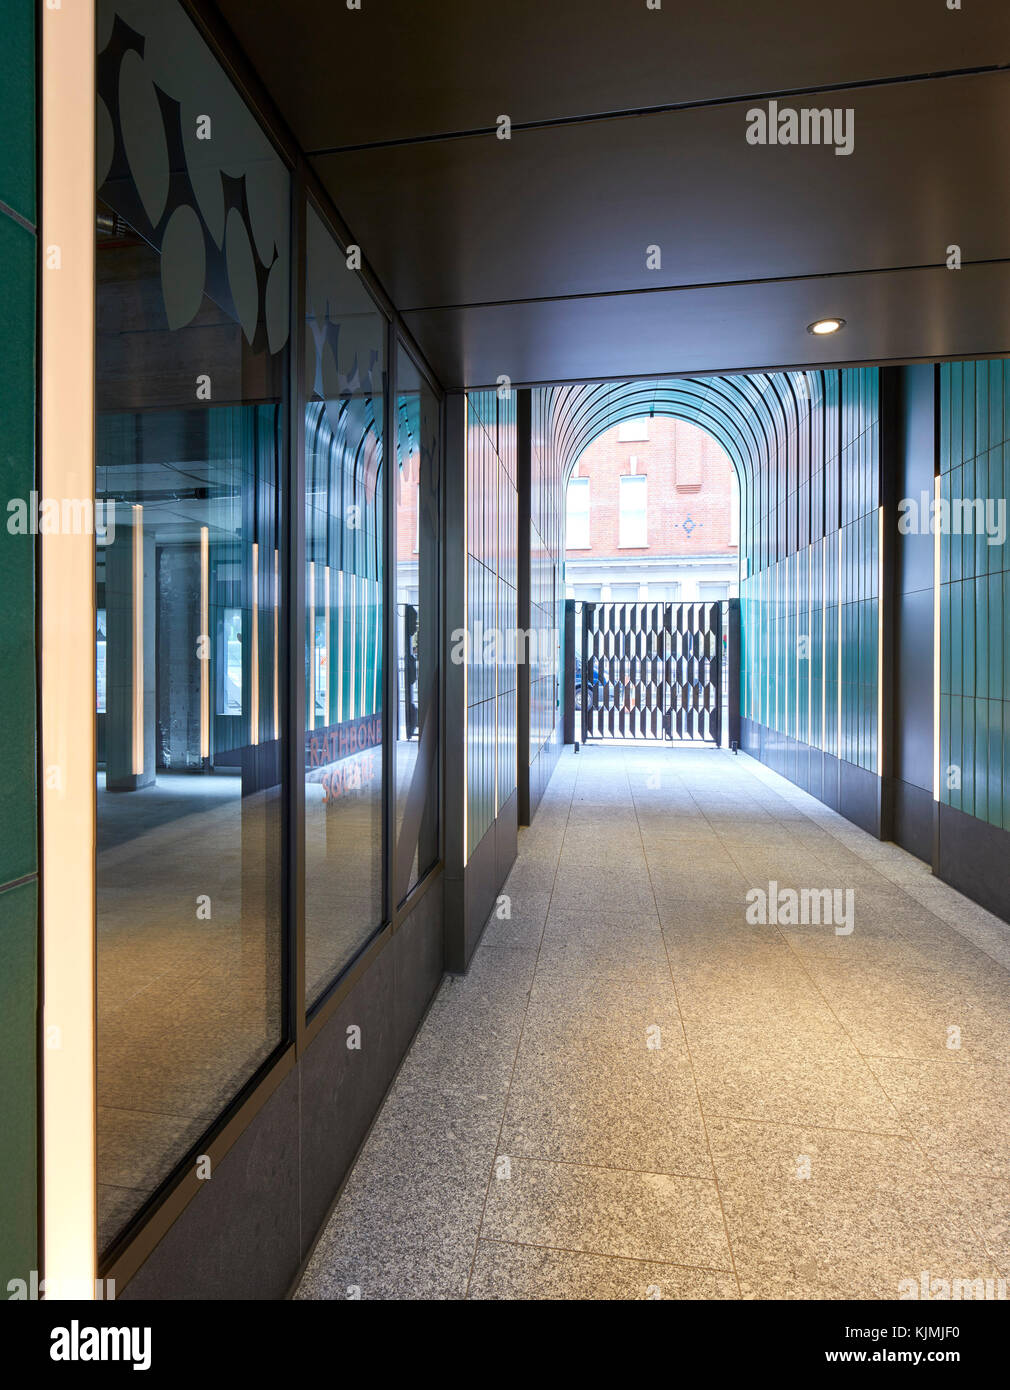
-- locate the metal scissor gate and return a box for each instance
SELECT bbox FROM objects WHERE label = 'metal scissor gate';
[581,601,722,744]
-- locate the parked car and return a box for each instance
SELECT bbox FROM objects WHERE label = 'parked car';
[574,654,602,712]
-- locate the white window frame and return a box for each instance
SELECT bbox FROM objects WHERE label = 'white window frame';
[619,473,648,548]
[566,475,591,549]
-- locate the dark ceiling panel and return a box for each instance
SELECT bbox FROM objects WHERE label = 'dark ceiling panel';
[401,262,1010,389]
[209,0,1010,388]
[213,0,1010,150]
[311,72,1010,310]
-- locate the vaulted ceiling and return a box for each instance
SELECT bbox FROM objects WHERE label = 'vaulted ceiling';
[214,0,1010,389]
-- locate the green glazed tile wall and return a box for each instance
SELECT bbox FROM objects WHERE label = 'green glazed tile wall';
[0,0,35,225]
[0,214,39,883]
[740,368,880,773]
[939,360,1010,829]
[0,881,38,1286]
[0,0,38,1290]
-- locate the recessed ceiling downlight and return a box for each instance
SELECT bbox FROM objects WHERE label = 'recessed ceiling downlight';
[807,317,846,335]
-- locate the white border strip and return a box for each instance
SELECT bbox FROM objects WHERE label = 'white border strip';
[41,0,97,1298]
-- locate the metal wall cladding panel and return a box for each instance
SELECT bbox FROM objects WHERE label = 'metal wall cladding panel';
[465,387,519,851]
[939,360,1010,831]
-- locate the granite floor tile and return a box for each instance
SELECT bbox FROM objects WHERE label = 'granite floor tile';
[468,1240,737,1299]
[480,1156,732,1269]
[707,1116,998,1299]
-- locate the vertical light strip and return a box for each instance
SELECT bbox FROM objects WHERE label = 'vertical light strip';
[763,567,769,728]
[337,569,344,723]
[359,576,366,715]
[933,473,942,800]
[273,548,279,741]
[308,560,316,731]
[462,397,469,866]
[794,553,799,740]
[877,505,884,778]
[250,542,259,746]
[323,564,331,725]
[821,537,827,749]
[41,0,97,1298]
[807,545,813,745]
[199,526,209,759]
[366,578,373,718]
[493,458,499,820]
[349,571,356,720]
[131,505,144,775]
[837,526,843,759]
[372,576,381,716]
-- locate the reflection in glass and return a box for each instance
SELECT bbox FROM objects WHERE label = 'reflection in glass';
[95,0,287,1253]
[97,609,108,712]
[303,206,385,1006]
[395,347,440,900]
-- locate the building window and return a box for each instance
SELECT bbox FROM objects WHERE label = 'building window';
[618,418,649,442]
[566,476,590,548]
[619,474,648,547]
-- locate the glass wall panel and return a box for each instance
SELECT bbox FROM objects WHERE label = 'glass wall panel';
[394,345,440,901]
[96,0,288,1251]
[304,205,385,1005]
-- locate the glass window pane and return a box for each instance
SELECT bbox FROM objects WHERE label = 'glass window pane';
[304,205,386,1007]
[395,345,440,902]
[96,0,288,1253]
[619,474,648,547]
[566,476,590,549]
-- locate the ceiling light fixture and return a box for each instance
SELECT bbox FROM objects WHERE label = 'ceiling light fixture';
[807,317,846,335]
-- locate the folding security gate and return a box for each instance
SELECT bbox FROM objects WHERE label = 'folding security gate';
[580,601,722,744]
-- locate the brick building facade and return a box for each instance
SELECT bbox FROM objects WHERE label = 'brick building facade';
[565,416,739,602]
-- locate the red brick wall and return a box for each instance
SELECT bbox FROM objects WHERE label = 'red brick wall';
[396,456,419,561]
[566,417,736,558]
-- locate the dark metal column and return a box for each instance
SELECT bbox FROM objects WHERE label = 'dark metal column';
[382,326,398,920]
[563,598,576,743]
[443,393,467,972]
[581,602,591,745]
[285,167,306,1054]
[879,366,900,843]
[727,597,741,750]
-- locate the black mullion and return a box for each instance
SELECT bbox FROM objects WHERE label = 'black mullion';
[382,328,397,924]
[286,163,307,1050]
